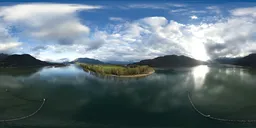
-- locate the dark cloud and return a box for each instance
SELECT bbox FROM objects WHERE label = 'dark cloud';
[86,40,104,51]
[205,34,254,59]
[58,38,74,45]
[206,42,226,56]
[249,49,256,53]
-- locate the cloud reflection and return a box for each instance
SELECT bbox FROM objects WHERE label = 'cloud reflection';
[0,76,23,88]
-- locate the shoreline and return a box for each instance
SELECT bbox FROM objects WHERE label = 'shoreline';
[82,68,155,78]
[79,63,155,78]
[110,70,155,78]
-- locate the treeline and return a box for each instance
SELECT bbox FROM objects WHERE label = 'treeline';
[79,63,154,76]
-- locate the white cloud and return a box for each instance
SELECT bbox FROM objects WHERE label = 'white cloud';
[141,17,168,27]
[80,17,210,61]
[230,6,256,17]
[109,17,125,22]
[0,3,102,21]
[0,22,22,52]
[1,3,256,62]
[0,3,102,46]
[190,15,198,19]
[199,17,256,58]
[85,14,256,61]
[0,42,21,52]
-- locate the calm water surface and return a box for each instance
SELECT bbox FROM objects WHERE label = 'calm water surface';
[1,64,256,128]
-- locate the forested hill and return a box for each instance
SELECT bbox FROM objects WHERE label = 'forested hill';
[132,55,204,68]
[235,54,256,67]
[0,53,8,61]
[0,54,62,67]
[73,58,104,64]
[215,53,256,67]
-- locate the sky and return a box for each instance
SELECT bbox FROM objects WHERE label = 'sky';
[1,0,256,62]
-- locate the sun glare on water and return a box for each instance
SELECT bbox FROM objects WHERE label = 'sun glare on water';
[192,65,210,90]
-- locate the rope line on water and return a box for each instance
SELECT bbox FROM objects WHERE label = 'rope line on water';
[0,98,46,122]
[0,89,46,124]
[188,91,256,123]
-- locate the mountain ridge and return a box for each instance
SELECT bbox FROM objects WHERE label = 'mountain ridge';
[3,53,256,68]
[0,54,62,67]
[72,57,105,64]
[215,53,256,67]
[0,53,9,61]
[132,55,205,68]
[235,53,256,67]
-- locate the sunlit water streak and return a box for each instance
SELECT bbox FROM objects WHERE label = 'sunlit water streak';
[192,65,209,90]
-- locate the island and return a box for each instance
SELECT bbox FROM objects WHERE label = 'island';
[78,63,155,78]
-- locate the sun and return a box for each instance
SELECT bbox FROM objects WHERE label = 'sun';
[191,42,210,61]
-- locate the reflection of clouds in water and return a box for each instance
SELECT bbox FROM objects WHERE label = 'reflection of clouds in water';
[4,65,256,124]
[211,67,254,87]
[102,71,196,113]
[1,65,198,120]
[192,66,256,112]
[4,65,256,115]
[0,76,23,88]
[207,86,225,96]
[192,65,209,90]
[25,65,93,86]
[0,66,94,89]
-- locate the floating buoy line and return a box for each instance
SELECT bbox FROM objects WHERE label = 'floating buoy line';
[0,89,46,123]
[0,99,45,122]
[188,91,256,123]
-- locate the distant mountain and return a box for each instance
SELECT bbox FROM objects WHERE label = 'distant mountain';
[105,61,134,65]
[214,53,256,67]
[132,55,204,68]
[0,53,8,61]
[73,58,104,64]
[235,53,256,67]
[0,54,61,67]
[214,57,242,65]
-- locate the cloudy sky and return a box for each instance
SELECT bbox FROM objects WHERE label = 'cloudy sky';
[1,0,256,62]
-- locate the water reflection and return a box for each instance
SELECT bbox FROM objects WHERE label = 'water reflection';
[1,65,256,127]
[0,76,23,88]
[192,65,209,90]
[191,65,256,123]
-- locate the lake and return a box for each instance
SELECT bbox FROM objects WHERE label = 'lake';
[1,64,256,128]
